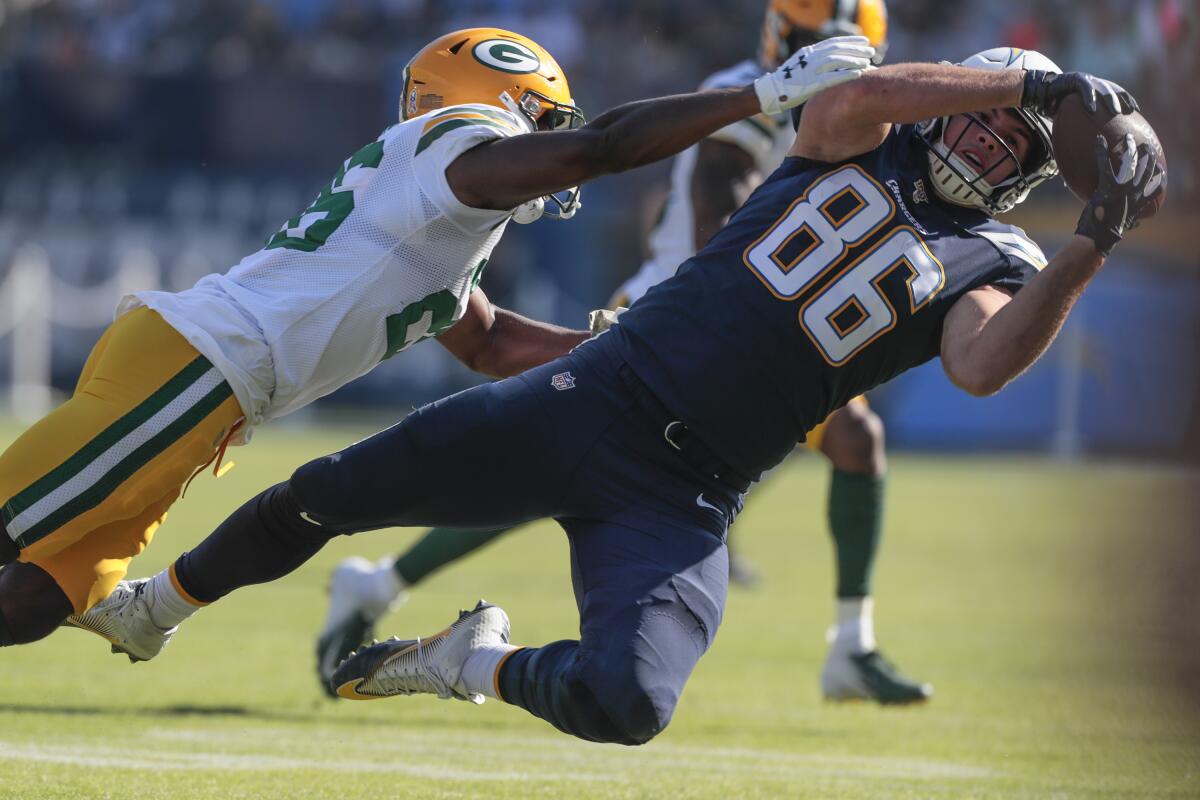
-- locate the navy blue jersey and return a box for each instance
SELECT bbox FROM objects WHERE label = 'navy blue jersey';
[612,124,1045,480]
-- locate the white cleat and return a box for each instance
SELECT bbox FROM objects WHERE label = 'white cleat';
[331,600,509,704]
[316,556,408,696]
[821,643,933,705]
[64,578,176,663]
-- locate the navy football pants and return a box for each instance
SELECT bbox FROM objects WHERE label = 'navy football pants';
[236,336,739,745]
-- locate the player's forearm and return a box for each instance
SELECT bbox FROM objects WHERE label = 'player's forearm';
[832,63,1025,127]
[448,88,762,211]
[471,308,589,379]
[581,87,761,176]
[961,237,1104,395]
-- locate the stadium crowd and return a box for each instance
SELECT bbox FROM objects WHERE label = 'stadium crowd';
[0,0,1194,422]
[2,0,1196,202]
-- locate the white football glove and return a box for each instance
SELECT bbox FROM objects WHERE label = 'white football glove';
[753,35,876,116]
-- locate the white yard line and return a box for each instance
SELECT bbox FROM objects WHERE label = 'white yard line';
[0,729,997,784]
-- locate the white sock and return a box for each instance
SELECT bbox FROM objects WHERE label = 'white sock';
[146,567,204,629]
[372,557,407,605]
[459,643,518,700]
[832,596,876,654]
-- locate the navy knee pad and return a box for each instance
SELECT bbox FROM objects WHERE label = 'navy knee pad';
[0,563,73,644]
[289,456,359,529]
[0,533,17,566]
[572,670,666,745]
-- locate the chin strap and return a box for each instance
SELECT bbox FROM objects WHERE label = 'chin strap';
[511,198,544,224]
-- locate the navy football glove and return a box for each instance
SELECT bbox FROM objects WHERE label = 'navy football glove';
[1076,134,1163,256]
[1022,70,1138,117]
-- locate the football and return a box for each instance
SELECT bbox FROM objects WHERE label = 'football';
[1051,93,1167,216]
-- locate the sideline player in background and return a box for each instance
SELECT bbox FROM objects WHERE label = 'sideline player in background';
[315,0,928,706]
[0,28,874,650]
[78,47,1159,746]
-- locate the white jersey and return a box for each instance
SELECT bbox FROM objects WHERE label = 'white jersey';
[121,104,531,426]
[613,60,796,306]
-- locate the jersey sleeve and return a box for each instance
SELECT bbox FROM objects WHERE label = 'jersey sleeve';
[974,224,1047,293]
[410,104,530,234]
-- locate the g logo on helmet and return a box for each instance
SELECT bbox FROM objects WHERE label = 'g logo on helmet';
[472,39,541,74]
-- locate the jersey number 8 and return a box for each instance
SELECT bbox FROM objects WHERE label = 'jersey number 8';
[743,166,945,365]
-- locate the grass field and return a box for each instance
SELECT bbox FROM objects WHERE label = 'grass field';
[0,418,1196,799]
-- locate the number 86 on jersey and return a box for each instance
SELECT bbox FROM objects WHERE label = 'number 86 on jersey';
[743,165,945,365]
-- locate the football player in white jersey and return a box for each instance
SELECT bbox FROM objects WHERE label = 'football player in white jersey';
[0,27,874,654]
[314,1,930,707]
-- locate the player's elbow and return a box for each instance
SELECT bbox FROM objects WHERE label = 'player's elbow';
[942,349,1007,397]
[456,341,505,380]
[948,364,1006,397]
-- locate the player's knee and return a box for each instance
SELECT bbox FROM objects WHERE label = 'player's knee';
[576,671,671,746]
[0,564,73,644]
[823,403,886,475]
[610,687,673,745]
[288,456,356,525]
[577,644,685,745]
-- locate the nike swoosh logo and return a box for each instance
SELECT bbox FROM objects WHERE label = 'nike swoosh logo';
[696,494,722,515]
[335,678,377,700]
[299,511,322,526]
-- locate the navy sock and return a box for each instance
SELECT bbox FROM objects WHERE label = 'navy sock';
[0,606,12,647]
[174,482,334,603]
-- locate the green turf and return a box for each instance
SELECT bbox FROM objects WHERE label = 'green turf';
[0,418,1196,798]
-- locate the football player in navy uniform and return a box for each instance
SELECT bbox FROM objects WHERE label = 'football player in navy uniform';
[314,0,933,707]
[77,47,1159,747]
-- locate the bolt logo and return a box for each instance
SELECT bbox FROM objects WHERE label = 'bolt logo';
[472,39,541,74]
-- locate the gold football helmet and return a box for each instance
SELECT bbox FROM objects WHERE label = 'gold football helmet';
[759,0,889,69]
[401,28,584,133]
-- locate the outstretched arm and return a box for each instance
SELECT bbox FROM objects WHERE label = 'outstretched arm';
[794,61,1140,164]
[940,237,1101,396]
[941,136,1162,396]
[794,63,1026,162]
[438,288,588,379]
[448,37,875,211]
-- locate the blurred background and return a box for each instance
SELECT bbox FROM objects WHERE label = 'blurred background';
[0,0,1195,461]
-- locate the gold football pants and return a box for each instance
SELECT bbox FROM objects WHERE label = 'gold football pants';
[0,307,243,613]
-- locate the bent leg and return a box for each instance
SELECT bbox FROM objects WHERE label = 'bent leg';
[173,367,590,604]
[2,307,240,564]
[499,517,728,745]
[0,308,241,645]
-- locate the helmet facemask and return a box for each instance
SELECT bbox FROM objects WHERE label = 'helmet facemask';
[501,89,586,221]
[918,109,1057,214]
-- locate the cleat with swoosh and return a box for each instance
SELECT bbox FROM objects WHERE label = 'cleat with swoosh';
[331,600,509,704]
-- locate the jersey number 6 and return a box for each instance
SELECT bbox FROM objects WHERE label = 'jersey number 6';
[743,165,945,365]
